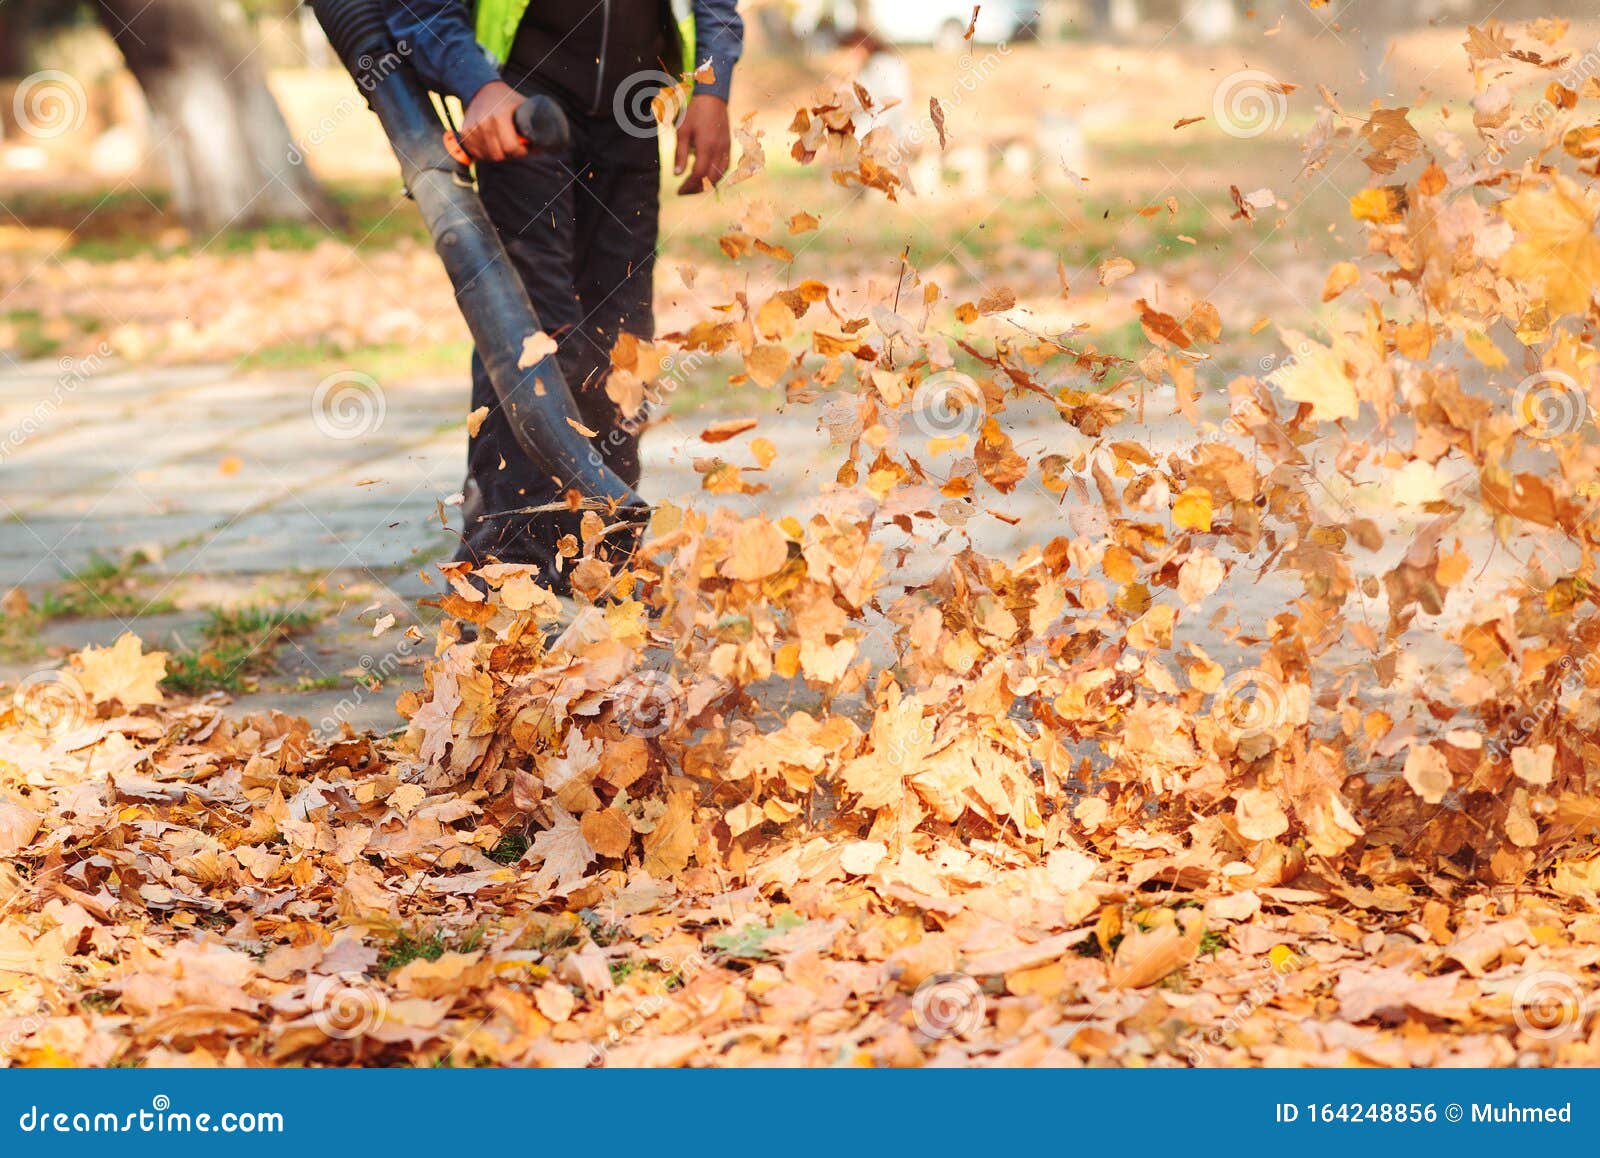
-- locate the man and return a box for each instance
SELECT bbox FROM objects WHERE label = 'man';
[386,0,743,592]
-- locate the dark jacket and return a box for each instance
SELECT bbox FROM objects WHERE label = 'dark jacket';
[386,0,742,106]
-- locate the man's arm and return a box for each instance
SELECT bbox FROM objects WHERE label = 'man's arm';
[386,0,528,160]
[688,0,743,102]
[675,0,743,193]
[386,0,501,104]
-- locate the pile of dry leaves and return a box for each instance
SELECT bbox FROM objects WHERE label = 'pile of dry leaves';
[7,21,1600,1067]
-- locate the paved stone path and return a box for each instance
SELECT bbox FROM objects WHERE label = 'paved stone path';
[2,355,1502,737]
[0,357,865,733]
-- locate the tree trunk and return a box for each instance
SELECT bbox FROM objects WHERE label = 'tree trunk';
[90,0,341,233]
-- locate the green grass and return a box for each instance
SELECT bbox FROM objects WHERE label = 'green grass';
[33,551,175,621]
[488,833,529,864]
[162,606,316,695]
[1,310,62,360]
[377,926,486,973]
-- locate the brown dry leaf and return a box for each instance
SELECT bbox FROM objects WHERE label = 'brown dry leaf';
[700,418,758,444]
[641,785,696,876]
[930,98,948,150]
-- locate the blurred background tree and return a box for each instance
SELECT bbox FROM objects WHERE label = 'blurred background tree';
[1,0,335,231]
[89,0,338,231]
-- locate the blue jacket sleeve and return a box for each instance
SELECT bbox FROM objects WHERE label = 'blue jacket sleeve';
[690,0,743,101]
[385,0,503,104]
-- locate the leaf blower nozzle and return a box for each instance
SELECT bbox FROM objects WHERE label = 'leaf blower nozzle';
[309,0,650,537]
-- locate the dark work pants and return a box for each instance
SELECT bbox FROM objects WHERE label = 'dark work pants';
[462,81,659,581]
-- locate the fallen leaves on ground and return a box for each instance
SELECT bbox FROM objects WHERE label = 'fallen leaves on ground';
[7,25,1600,1068]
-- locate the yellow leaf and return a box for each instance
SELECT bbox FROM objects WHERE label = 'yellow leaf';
[1172,486,1214,531]
[1269,336,1358,422]
[1500,177,1600,317]
[1321,261,1359,301]
[74,632,166,708]
[1350,185,1405,224]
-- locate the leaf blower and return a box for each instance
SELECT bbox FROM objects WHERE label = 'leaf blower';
[309,0,649,557]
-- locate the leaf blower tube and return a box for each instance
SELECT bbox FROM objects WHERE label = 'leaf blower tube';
[310,0,647,530]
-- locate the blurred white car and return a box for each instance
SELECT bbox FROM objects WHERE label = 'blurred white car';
[867,0,1038,47]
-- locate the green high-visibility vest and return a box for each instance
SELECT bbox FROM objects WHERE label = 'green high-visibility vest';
[473,0,696,77]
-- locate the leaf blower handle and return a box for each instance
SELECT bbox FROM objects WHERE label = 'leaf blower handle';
[442,94,571,166]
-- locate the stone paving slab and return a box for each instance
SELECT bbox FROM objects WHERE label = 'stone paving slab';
[0,359,1496,734]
